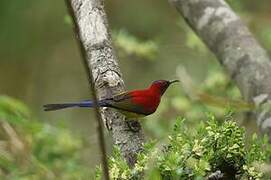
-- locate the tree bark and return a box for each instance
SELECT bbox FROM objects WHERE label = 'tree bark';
[170,0,271,141]
[69,0,144,166]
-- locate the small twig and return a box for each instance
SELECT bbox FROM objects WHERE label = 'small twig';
[64,0,110,179]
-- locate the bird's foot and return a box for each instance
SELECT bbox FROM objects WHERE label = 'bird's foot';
[126,120,141,132]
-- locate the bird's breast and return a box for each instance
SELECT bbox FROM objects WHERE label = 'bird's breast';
[131,91,161,115]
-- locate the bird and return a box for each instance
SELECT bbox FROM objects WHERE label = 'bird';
[43,79,179,118]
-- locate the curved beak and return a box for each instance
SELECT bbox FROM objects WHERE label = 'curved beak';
[169,79,180,85]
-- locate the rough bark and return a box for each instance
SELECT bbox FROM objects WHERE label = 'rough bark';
[65,0,110,179]
[70,0,144,166]
[170,0,271,141]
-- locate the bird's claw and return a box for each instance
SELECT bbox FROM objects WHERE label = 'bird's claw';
[126,120,141,132]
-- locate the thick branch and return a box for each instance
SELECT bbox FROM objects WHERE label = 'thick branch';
[170,0,271,140]
[65,0,109,179]
[69,0,144,167]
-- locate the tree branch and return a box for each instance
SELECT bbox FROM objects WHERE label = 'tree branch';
[65,0,109,179]
[170,0,271,141]
[66,0,144,168]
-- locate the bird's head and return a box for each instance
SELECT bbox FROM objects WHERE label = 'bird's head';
[150,79,179,95]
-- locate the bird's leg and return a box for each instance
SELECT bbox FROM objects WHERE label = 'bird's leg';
[125,119,141,132]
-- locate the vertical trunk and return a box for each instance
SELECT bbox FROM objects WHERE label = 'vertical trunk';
[68,0,144,167]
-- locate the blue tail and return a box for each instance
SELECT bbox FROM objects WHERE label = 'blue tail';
[43,100,107,111]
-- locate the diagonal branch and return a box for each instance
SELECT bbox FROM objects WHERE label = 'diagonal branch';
[66,0,144,169]
[170,0,271,141]
[65,0,109,179]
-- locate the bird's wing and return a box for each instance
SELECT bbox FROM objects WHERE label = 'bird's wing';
[107,91,151,116]
[112,91,133,102]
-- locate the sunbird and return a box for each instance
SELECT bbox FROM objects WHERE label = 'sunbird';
[43,80,179,118]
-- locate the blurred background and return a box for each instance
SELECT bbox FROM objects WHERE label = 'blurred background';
[1,0,271,178]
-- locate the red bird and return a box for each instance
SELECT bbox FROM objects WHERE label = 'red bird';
[44,80,179,118]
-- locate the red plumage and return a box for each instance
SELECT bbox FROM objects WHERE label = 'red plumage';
[129,86,161,114]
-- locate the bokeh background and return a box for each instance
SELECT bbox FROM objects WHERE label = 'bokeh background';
[1,0,271,177]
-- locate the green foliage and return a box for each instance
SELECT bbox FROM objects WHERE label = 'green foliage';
[109,147,131,179]
[0,96,90,179]
[97,115,270,179]
[226,0,244,12]
[260,27,271,51]
[113,30,158,60]
[0,96,30,125]
[185,30,208,54]
[64,14,72,26]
